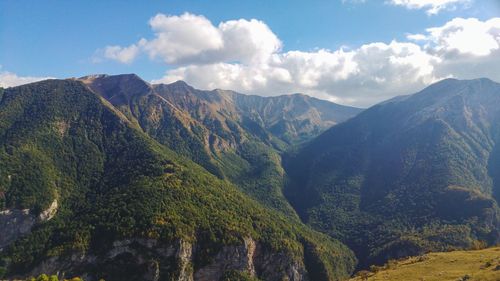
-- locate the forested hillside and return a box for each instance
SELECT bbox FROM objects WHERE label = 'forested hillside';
[0,79,356,281]
[285,78,500,267]
[79,74,361,217]
[3,75,499,280]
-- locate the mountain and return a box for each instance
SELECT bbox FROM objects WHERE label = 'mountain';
[79,74,361,217]
[2,74,498,279]
[285,78,500,267]
[0,79,356,280]
[80,74,360,150]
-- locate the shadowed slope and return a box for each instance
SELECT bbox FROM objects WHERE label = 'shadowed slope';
[286,78,500,267]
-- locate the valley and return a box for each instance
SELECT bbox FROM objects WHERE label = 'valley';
[3,2,499,280]
[0,76,499,280]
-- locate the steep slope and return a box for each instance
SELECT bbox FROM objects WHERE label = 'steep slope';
[285,78,500,267]
[79,74,361,217]
[152,81,360,147]
[227,91,360,144]
[0,79,356,280]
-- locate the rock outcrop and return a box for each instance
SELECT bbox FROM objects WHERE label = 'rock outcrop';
[0,208,34,249]
[0,199,58,250]
[20,237,309,281]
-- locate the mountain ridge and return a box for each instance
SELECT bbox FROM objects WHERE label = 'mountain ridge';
[78,74,362,218]
[3,74,498,279]
[79,74,362,147]
[285,77,500,267]
[0,78,357,281]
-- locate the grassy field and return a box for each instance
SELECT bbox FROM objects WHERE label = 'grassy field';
[349,247,500,281]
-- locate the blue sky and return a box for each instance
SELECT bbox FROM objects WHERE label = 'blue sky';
[1,0,500,106]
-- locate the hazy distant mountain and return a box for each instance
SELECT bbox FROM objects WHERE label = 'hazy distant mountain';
[285,78,500,267]
[81,74,359,148]
[79,74,361,217]
[0,79,356,280]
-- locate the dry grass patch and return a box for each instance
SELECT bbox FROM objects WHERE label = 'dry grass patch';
[350,247,500,281]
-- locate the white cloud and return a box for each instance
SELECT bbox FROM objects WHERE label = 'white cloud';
[388,0,471,15]
[97,13,281,65]
[218,19,282,64]
[102,43,142,64]
[406,33,427,41]
[153,41,440,106]
[143,13,223,64]
[0,69,53,88]
[100,15,500,107]
[424,17,500,56]
[408,17,500,82]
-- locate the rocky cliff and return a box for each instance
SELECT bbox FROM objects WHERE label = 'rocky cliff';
[18,237,310,281]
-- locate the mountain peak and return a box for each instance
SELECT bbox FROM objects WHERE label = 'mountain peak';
[152,80,197,96]
[165,80,194,89]
[79,73,151,104]
[170,80,189,86]
[79,73,147,85]
[428,77,497,88]
[78,74,109,80]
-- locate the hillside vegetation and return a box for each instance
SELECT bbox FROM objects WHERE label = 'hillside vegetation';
[0,79,356,280]
[286,78,500,267]
[350,247,500,281]
[3,75,500,280]
[79,74,361,218]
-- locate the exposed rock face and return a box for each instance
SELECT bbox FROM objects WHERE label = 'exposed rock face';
[253,247,307,281]
[177,240,194,281]
[26,254,93,280]
[244,237,257,276]
[21,237,309,281]
[0,199,58,250]
[39,199,58,221]
[194,237,257,281]
[0,208,34,249]
[192,237,306,281]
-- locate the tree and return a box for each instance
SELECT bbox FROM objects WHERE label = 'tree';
[36,274,49,281]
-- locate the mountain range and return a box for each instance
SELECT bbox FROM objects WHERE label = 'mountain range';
[0,75,499,280]
[0,76,359,281]
[79,74,361,217]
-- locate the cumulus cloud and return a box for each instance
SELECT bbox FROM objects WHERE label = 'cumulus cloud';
[388,0,471,15]
[419,17,500,56]
[99,14,500,107]
[153,41,440,106]
[97,13,281,65]
[218,19,282,64]
[102,43,143,64]
[408,17,500,82]
[143,13,223,64]
[0,69,53,88]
